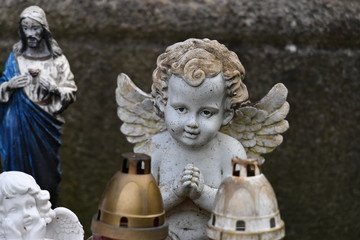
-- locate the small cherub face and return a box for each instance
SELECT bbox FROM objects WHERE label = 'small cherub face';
[162,74,233,148]
[3,193,41,233]
[21,18,43,48]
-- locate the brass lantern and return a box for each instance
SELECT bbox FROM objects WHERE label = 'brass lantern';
[91,153,168,240]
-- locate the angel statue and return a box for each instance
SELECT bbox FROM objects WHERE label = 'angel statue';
[116,38,289,240]
[0,171,84,240]
[0,6,77,205]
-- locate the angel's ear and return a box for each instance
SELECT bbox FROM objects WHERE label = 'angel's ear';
[155,95,166,112]
[222,109,234,126]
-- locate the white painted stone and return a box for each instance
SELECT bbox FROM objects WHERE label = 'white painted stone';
[116,38,289,239]
[207,159,285,240]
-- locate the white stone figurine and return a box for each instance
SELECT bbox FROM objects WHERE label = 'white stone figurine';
[116,38,289,240]
[0,171,84,240]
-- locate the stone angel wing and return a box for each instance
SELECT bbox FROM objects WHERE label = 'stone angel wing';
[45,207,84,240]
[116,73,166,153]
[221,83,290,164]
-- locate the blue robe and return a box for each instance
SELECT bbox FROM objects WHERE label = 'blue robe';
[0,52,62,205]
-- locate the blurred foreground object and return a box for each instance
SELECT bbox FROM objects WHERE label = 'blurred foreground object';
[0,171,84,240]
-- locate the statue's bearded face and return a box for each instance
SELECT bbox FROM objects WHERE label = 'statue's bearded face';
[21,18,43,48]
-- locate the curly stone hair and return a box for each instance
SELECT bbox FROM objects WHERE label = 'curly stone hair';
[151,38,248,116]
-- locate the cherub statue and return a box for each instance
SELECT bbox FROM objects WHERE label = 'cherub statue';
[116,38,289,239]
[0,171,84,240]
[0,6,77,205]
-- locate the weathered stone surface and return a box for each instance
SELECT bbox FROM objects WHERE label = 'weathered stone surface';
[0,0,359,239]
[1,0,360,45]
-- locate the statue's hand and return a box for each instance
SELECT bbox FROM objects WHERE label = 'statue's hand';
[188,165,204,200]
[172,164,195,198]
[7,74,31,90]
[60,92,74,104]
[172,164,204,200]
[23,218,46,240]
[3,217,22,240]
[39,77,58,93]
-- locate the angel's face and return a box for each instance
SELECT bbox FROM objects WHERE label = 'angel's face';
[3,193,41,233]
[163,74,233,148]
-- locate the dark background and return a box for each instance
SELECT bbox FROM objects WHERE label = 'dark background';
[0,0,359,239]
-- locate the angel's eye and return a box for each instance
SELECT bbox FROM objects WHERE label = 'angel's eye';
[25,199,36,209]
[200,110,213,118]
[175,107,186,114]
[26,203,35,209]
[9,207,18,213]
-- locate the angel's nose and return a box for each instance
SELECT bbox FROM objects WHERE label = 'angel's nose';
[23,208,31,218]
[186,115,198,128]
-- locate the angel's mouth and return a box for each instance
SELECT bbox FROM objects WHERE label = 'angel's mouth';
[23,218,33,229]
[184,130,199,139]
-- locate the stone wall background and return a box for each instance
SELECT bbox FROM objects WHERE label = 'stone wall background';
[1,0,359,239]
